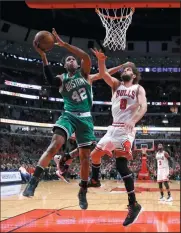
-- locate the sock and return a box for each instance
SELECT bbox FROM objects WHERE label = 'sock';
[161,191,164,197]
[33,165,44,179]
[122,174,136,205]
[80,180,88,189]
[164,181,170,197]
[128,192,137,206]
[116,158,136,205]
[91,163,101,181]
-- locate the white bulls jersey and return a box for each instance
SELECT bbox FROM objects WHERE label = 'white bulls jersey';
[156,151,169,169]
[111,84,140,123]
[96,84,140,158]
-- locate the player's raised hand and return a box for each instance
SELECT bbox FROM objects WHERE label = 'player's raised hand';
[33,40,46,57]
[52,28,65,47]
[91,48,107,60]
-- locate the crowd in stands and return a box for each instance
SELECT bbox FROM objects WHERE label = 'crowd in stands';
[0,133,180,182]
[0,104,180,127]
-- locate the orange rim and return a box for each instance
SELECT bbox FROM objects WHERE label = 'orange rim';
[95,8,135,20]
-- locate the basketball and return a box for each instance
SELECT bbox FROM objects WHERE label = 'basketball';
[34,31,55,52]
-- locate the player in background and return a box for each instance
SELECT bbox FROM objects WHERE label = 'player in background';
[155,143,173,202]
[87,49,147,226]
[23,28,125,210]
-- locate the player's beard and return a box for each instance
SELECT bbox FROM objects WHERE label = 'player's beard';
[121,74,132,82]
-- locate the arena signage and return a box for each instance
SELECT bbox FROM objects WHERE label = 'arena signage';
[119,67,180,73]
[0,172,22,183]
[138,67,180,73]
[1,184,22,196]
[5,80,41,90]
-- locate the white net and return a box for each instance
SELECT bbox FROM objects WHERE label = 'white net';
[96,8,134,51]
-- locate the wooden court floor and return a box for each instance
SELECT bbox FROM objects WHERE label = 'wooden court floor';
[1,180,180,232]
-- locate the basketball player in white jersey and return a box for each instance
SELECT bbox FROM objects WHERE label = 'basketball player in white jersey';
[155,143,173,201]
[88,49,147,227]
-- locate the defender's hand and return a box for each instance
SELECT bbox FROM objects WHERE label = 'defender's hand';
[91,48,107,61]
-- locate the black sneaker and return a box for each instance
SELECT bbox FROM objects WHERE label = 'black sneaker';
[78,188,88,210]
[123,203,142,226]
[22,176,39,197]
[87,179,101,188]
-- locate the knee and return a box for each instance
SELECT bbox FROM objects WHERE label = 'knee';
[79,153,89,161]
[91,149,103,163]
[164,181,169,189]
[159,182,163,189]
[116,157,131,176]
[47,135,65,155]
[79,148,90,161]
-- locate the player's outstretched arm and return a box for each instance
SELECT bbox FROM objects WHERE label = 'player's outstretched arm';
[33,40,62,87]
[107,64,124,75]
[89,64,124,84]
[52,28,91,77]
[91,48,120,90]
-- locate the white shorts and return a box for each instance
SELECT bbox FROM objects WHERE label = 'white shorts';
[157,168,169,182]
[96,125,135,157]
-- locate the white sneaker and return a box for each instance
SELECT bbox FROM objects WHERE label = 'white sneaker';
[158,196,165,201]
[166,196,173,202]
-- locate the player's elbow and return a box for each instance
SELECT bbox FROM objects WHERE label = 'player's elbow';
[141,100,147,114]
[139,102,147,114]
[82,53,91,63]
[104,71,111,78]
[99,70,107,79]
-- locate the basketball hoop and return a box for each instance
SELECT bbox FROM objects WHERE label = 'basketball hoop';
[96,8,135,51]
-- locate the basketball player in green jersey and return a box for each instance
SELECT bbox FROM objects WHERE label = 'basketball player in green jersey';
[23,28,123,209]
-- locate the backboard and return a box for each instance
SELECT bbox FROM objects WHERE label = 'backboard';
[134,139,154,151]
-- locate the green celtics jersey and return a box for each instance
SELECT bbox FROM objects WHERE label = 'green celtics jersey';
[59,71,93,112]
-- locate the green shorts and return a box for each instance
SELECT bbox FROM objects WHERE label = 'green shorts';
[53,111,96,147]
